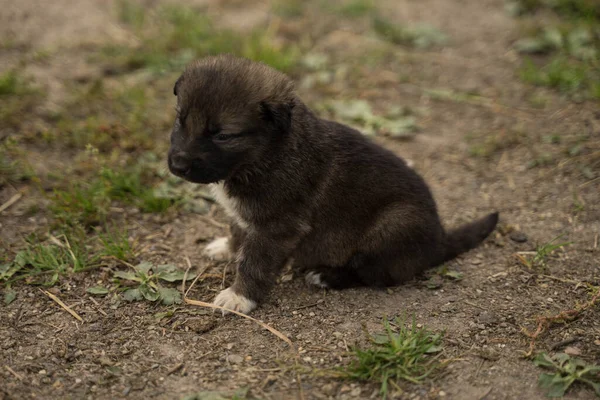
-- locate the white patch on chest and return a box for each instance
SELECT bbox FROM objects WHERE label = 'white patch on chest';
[209,182,249,229]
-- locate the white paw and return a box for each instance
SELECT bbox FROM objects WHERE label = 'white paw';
[305,271,329,288]
[203,237,231,261]
[213,287,257,315]
[405,158,415,169]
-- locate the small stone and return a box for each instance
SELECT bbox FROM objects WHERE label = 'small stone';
[510,232,528,243]
[478,311,498,325]
[226,354,243,364]
[98,357,113,366]
[350,387,361,397]
[564,346,581,356]
[38,369,47,375]
[439,390,447,397]
[339,385,351,393]
[322,383,336,396]
[547,298,554,303]
[333,332,343,339]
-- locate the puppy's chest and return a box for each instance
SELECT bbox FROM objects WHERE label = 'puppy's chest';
[209,183,249,229]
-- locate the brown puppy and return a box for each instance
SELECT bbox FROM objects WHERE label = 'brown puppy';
[168,54,498,314]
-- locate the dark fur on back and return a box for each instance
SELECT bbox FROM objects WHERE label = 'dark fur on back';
[168,54,499,312]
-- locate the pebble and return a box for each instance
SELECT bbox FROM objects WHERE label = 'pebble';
[510,232,528,243]
[333,332,343,339]
[226,354,243,364]
[478,311,498,325]
[564,346,581,356]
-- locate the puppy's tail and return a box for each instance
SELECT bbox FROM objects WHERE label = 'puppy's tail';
[440,212,499,263]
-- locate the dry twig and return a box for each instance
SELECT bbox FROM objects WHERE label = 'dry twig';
[522,289,600,357]
[41,289,83,323]
[0,192,22,214]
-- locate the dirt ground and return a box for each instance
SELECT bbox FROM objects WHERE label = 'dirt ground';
[1,0,599,399]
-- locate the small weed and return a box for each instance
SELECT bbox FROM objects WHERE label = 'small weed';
[466,130,524,159]
[511,0,600,99]
[337,0,376,18]
[50,180,110,228]
[114,261,196,305]
[516,234,572,269]
[321,100,419,139]
[0,70,26,96]
[0,146,33,187]
[272,0,305,18]
[104,4,300,73]
[1,235,95,286]
[572,192,585,213]
[520,57,588,93]
[98,226,135,262]
[0,71,43,129]
[373,16,447,49]
[117,0,145,30]
[533,352,600,397]
[50,165,174,228]
[342,316,444,398]
[509,0,600,21]
[100,167,173,213]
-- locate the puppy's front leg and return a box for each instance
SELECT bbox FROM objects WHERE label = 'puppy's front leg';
[213,228,302,315]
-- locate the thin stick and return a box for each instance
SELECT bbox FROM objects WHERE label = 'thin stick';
[41,289,83,323]
[184,297,292,347]
[0,192,22,214]
[197,215,229,230]
[182,255,193,294]
[5,365,23,380]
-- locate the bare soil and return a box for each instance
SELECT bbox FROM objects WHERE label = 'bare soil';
[1,0,599,399]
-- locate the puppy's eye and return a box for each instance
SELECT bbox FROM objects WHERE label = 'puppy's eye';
[213,133,241,143]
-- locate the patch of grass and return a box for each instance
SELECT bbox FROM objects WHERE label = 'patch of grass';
[0,70,25,96]
[50,180,110,228]
[104,4,300,73]
[100,167,173,213]
[516,234,572,269]
[342,316,444,398]
[53,83,166,153]
[272,0,305,18]
[466,130,525,158]
[511,0,600,99]
[336,0,375,18]
[373,16,447,49]
[510,0,600,21]
[533,352,600,397]
[0,70,43,129]
[1,235,95,286]
[50,165,174,228]
[98,226,135,262]
[114,261,196,305]
[520,57,589,93]
[117,0,145,30]
[0,145,33,188]
[320,99,419,139]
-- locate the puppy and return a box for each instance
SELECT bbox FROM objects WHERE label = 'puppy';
[168,54,498,314]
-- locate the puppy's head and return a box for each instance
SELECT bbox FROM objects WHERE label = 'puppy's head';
[168,54,296,184]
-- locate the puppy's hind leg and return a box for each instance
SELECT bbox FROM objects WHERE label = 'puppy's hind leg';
[305,252,418,290]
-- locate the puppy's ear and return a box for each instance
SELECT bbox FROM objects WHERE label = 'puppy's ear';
[260,100,295,133]
[173,76,183,96]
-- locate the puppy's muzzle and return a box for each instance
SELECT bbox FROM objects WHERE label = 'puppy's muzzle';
[168,151,192,177]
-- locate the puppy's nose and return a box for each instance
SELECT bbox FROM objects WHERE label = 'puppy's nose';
[169,152,191,175]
